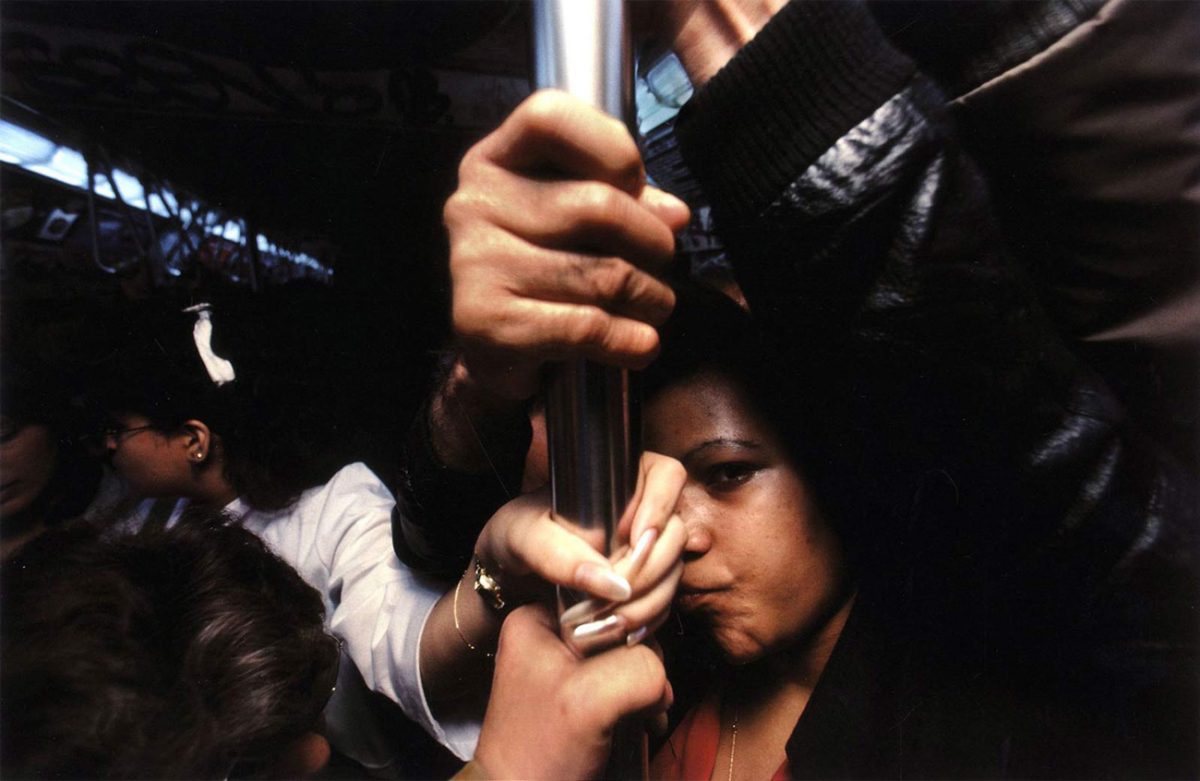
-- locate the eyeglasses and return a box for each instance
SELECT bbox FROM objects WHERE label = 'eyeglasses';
[100,423,156,442]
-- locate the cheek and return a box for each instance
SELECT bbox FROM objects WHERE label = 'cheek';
[112,447,163,486]
[2,432,58,484]
[707,595,776,664]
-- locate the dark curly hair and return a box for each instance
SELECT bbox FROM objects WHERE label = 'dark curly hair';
[0,512,340,779]
[642,280,883,562]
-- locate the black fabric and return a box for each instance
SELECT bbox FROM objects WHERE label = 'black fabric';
[392,393,531,580]
[676,0,915,226]
[394,0,1198,774]
[673,1,1198,777]
[869,0,1104,98]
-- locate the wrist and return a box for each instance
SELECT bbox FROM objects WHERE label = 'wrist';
[452,564,503,659]
[671,0,787,85]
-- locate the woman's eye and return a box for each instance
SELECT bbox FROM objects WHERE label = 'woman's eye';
[0,418,20,444]
[704,462,758,492]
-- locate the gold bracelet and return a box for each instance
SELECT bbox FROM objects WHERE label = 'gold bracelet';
[453,576,495,659]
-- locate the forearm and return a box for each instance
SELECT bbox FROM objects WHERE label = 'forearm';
[419,563,503,724]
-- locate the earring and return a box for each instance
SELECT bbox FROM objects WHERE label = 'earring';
[192,451,204,461]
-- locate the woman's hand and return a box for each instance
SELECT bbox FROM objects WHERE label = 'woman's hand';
[420,452,685,717]
[474,451,687,644]
[471,603,672,780]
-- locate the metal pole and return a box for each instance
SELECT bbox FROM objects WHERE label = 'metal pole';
[532,0,638,658]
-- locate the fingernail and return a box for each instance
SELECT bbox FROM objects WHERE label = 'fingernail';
[578,562,632,602]
[626,626,649,646]
[572,614,625,640]
[629,528,657,569]
[650,188,688,212]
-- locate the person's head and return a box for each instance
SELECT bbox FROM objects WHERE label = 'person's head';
[0,303,103,548]
[0,410,58,522]
[0,512,340,779]
[642,283,853,666]
[92,299,346,511]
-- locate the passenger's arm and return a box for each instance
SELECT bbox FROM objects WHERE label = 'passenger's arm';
[457,603,672,781]
[418,452,686,738]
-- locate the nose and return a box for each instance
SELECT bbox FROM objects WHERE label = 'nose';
[677,484,713,559]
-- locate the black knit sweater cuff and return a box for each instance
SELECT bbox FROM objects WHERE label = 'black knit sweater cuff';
[676,0,915,224]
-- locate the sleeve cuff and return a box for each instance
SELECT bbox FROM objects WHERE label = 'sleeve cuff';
[676,0,916,223]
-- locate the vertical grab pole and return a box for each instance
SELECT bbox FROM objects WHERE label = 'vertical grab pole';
[532,0,639,657]
[534,8,649,776]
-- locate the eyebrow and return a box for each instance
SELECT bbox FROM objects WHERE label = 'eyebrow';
[680,438,761,468]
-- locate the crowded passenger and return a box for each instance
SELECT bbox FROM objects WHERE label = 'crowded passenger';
[1,511,667,780]
[393,1,1199,777]
[0,300,113,559]
[1,514,340,779]
[84,297,685,774]
[85,298,449,773]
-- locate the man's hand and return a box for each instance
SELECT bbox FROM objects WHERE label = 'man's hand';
[445,89,691,401]
[474,603,672,780]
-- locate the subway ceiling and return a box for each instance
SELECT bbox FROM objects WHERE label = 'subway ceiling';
[0,1,532,257]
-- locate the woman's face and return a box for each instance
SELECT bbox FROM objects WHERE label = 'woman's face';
[645,371,851,664]
[104,412,191,498]
[0,417,58,520]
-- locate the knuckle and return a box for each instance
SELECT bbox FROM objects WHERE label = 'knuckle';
[495,611,533,659]
[457,145,482,179]
[590,259,637,303]
[522,90,568,132]
[442,192,468,227]
[661,457,687,484]
[575,182,623,221]
[443,189,487,232]
[564,307,609,347]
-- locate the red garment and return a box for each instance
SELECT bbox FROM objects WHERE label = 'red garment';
[650,690,790,780]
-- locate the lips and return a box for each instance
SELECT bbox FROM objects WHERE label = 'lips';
[676,587,725,611]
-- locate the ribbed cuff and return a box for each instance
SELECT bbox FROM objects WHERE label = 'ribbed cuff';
[676,0,915,223]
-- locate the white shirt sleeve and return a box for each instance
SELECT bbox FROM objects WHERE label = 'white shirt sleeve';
[239,463,481,760]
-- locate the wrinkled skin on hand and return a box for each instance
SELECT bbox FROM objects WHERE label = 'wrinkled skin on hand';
[444,90,691,401]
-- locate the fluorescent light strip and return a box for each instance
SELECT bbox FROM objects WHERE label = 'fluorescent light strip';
[0,118,331,278]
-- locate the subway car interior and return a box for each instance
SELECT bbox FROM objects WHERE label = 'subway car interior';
[0,0,704,475]
[2,2,533,476]
[1,1,1197,779]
